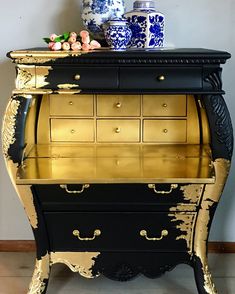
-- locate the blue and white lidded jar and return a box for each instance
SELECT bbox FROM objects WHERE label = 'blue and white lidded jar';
[104,19,132,50]
[82,0,125,40]
[124,0,164,48]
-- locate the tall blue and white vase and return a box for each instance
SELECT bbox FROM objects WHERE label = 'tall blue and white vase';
[82,0,125,40]
[124,0,165,48]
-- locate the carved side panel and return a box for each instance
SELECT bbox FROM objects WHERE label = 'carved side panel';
[202,95,233,160]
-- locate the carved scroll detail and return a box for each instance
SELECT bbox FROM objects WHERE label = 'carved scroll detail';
[211,95,233,159]
[2,98,20,157]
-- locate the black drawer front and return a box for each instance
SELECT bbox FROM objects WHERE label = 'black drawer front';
[42,66,118,90]
[120,67,202,90]
[45,212,195,252]
[34,184,203,211]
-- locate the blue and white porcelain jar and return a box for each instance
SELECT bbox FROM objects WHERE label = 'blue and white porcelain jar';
[82,0,125,39]
[104,19,132,50]
[124,0,165,48]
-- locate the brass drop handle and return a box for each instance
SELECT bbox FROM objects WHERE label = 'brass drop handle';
[148,184,178,195]
[140,229,168,241]
[157,75,165,81]
[116,102,122,108]
[163,129,168,133]
[74,74,81,80]
[60,184,90,194]
[73,229,101,241]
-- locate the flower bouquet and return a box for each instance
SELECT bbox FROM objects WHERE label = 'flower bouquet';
[43,30,101,51]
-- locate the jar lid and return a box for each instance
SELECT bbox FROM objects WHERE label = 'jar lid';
[133,0,155,10]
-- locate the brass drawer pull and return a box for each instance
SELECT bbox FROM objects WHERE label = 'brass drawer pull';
[73,229,101,241]
[163,128,168,133]
[74,74,81,81]
[157,75,165,81]
[69,101,73,105]
[60,184,90,194]
[148,184,178,194]
[116,102,122,108]
[162,103,167,108]
[70,129,76,134]
[140,229,168,241]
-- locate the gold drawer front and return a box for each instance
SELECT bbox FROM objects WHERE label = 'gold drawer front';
[143,120,187,143]
[143,95,186,117]
[97,120,140,142]
[50,95,93,116]
[51,119,94,142]
[97,95,141,116]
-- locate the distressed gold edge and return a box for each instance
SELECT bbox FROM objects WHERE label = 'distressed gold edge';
[12,89,82,95]
[50,252,100,279]
[168,212,196,252]
[15,177,216,185]
[193,158,230,294]
[28,253,50,294]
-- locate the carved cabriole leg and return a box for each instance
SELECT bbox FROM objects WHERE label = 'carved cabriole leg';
[2,95,51,293]
[28,254,51,294]
[193,159,230,294]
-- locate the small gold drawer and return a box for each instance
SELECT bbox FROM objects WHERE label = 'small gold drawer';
[97,119,140,142]
[51,119,94,142]
[143,120,187,143]
[50,95,93,116]
[143,95,187,117]
[97,95,141,116]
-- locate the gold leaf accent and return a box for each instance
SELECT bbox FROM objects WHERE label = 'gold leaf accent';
[50,252,100,278]
[203,264,218,294]
[16,66,36,89]
[169,212,196,251]
[180,184,204,203]
[28,254,50,294]
[2,98,20,157]
[57,84,80,89]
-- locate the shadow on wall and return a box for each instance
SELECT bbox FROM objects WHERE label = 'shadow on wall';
[54,0,84,33]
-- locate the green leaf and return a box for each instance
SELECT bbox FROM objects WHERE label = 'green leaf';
[63,32,70,41]
[54,35,63,43]
[43,37,51,44]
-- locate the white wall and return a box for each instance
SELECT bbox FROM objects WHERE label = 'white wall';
[0,0,235,241]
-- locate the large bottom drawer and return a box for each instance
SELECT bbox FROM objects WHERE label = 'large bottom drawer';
[45,212,195,252]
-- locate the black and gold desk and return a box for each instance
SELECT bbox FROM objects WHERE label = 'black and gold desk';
[2,48,233,294]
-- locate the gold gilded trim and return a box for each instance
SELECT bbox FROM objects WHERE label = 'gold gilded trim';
[193,158,230,294]
[10,50,91,64]
[35,66,52,88]
[180,184,204,203]
[28,253,50,294]
[169,213,195,251]
[57,84,80,89]
[16,185,38,229]
[2,98,20,157]
[16,65,36,89]
[50,252,100,278]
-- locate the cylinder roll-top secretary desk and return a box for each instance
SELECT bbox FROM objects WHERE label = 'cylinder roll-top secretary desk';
[2,48,233,293]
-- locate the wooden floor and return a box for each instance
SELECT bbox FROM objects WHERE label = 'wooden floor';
[0,253,235,293]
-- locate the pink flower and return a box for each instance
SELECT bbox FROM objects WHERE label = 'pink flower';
[71,42,82,51]
[82,35,90,44]
[82,43,91,51]
[50,34,57,42]
[51,42,62,51]
[70,32,77,38]
[80,30,89,38]
[62,42,70,51]
[90,40,101,49]
[68,36,77,44]
[48,42,55,50]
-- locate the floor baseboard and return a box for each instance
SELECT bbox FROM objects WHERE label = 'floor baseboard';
[0,241,235,253]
